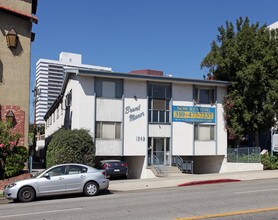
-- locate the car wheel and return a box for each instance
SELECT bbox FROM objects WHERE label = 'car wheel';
[18,186,35,202]
[84,182,99,196]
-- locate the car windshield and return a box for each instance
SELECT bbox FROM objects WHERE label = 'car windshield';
[32,169,46,178]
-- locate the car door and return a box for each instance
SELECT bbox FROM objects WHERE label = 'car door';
[37,165,67,196]
[64,165,88,192]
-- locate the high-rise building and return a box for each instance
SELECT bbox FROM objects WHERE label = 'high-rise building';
[35,52,112,125]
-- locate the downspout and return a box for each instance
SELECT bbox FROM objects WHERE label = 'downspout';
[121,93,125,160]
[215,86,218,155]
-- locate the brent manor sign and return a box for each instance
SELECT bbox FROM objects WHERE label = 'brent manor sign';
[172,106,215,123]
[125,104,145,122]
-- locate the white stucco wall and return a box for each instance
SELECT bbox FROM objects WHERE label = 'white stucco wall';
[220,158,263,172]
[172,84,194,155]
[123,80,147,156]
[74,76,95,136]
[194,141,216,155]
[96,139,122,156]
[96,99,122,122]
[149,124,171,137]
[216,87,227,155]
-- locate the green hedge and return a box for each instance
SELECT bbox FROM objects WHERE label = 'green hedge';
[4,146,28,178]
[46,129,95,168]
[261,155,278,170]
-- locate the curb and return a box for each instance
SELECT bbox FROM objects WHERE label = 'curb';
[178,179,241,187]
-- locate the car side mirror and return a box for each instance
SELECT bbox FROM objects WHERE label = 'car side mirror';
[43,173,50,178]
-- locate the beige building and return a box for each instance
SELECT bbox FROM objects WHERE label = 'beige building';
[0,0,38,147]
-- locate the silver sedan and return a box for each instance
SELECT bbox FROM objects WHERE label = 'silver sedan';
[3,163,109,202]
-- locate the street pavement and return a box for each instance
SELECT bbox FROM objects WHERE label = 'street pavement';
[1,170,278,197]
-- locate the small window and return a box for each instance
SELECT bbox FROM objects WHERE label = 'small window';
[96,122,121,139]
[194,86,216,104]
[57,108,59,119]
[194,124,215,141]
[68,165,87,174]
[47,165,66,177]
[95,78,123,99]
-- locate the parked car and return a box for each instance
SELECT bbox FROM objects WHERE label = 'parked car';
[3,163,109,202]
[99,160,128,179]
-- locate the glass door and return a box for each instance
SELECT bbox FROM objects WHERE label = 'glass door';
[148,137,170,166]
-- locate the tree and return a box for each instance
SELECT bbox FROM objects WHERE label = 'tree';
[201,17,278,147]
[46,129,95,168]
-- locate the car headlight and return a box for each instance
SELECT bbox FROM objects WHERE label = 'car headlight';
[7,183,17,188]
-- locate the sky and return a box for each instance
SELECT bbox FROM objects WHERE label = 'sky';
[29,0,278,121]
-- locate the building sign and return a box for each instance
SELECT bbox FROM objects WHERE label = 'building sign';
[125,104,145,122]
[172,106,215,123]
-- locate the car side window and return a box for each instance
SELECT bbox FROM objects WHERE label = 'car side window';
[47,166,66,177]
[68,165,88,174]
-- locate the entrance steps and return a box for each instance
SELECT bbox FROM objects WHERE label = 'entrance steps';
[149,165,185,177]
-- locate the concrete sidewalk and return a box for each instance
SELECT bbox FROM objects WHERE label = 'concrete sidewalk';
[108,170,278,192]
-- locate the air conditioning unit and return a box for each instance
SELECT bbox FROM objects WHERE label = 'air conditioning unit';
[65,97,71,107]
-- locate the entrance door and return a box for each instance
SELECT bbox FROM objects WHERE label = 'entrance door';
[148,138,170,165]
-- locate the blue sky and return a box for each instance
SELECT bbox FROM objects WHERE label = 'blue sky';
[29,0,278,121]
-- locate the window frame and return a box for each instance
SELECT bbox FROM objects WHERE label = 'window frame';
[194,124,215,141]
[95,78,123,99]
[193,86,216,104]
[148,83,171,123]
[95,121,122,139]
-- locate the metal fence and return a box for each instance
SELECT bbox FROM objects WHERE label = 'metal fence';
[227,147,261,163]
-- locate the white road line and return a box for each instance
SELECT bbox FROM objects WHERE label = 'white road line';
[0,207,82,218]
[235,188,278,194]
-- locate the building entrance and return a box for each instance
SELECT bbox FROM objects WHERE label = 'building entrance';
[148,137,170,165]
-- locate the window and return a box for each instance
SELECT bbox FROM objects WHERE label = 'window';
[57,107,59,119]
[96,78,123,99]
[194,124,215,141]
[96,122,121,139]
[148,83,171,123]
[47,165,66,177]
[68,165,87,174]
[53,112,55,123]
[193,86,216,104]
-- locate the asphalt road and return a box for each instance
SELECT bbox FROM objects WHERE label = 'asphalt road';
[0,178,278,220]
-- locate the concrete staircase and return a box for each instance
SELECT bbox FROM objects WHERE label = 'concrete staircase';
[150,165,185,177]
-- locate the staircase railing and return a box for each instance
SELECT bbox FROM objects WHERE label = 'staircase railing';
[172,155,194,174]
[148,155,167,176]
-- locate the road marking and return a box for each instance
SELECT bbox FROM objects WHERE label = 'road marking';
[0,207,82,219]
[235,188,278,194]
[175,206,278,220]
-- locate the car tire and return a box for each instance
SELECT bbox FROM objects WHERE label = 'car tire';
[18,186,35,202]
[84,181,99,196]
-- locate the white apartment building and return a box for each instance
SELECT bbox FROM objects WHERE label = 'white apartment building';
[44,69,263,179]
[35,52,112,125]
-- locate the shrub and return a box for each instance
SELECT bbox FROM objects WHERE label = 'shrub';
[4,146,28,178]
[46,129,95,168]
[261,154,278,170]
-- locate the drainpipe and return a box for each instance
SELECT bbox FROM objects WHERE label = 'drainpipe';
[121,94,125,161]
[170,96,173,166]
[215,100,218,155]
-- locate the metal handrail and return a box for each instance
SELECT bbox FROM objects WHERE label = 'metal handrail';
[172,155,194,174]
